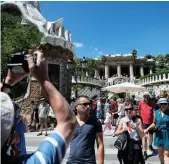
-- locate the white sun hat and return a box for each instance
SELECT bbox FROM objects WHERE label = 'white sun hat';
[0,92,14,148]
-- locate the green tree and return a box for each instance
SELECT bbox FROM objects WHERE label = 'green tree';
[155,54,166,72]
[1,12,42,98]
[144,54,155,59]
[86,58,99,77]
[165,54,169,63]
[1,12,43,79]
[73,57,99,77]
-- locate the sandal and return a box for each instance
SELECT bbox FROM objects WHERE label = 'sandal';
[37,132,42,136]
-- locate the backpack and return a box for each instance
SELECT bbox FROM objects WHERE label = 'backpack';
[39,102,49,117]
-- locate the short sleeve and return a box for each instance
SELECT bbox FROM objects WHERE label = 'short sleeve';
[95,119,103,133]
[26,132,66,164]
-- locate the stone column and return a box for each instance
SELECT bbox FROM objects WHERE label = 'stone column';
[94,69,99,78]
[149,67,153,74]
[117,64,121,77]
[140,65,144,77]
[129,63,134,78]
[105,65,109,79]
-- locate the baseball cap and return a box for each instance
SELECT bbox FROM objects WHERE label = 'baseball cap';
[143,92,150,97]
[0,92,14,148]
[157,98,168,104]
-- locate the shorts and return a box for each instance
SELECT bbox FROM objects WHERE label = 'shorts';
[39,117,48,125]
[50,117,56,124]
[113,113,119,119]
[142,124,154,134]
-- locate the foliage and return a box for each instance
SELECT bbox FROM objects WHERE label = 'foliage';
[1,12,42,99]
[144,54,155,59]
[1,12,43,79]
[155,54,167,72]
[73,57,99,77]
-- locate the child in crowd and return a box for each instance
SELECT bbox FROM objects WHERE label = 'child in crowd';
[104,109,112,132]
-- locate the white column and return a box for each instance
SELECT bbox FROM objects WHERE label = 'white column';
[117,64,121,77]
[149,67,153,74]
[105,65,109,79]
[129,63,134,78]
[86,71,89,77]
[94,69,99,78]
[140,65,144,77]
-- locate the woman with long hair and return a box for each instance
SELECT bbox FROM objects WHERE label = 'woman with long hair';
[115,103,145,164]
[145,98,169,164]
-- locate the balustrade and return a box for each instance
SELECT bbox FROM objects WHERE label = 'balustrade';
[139,73,169,86]
[72,76,104,86]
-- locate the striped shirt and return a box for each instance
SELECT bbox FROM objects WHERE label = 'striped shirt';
[20,132,66,164]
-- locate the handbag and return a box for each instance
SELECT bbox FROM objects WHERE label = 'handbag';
[114,132,128,150]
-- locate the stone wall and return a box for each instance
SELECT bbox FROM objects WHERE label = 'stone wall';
[19,56,72,121]
[71,85,101,98]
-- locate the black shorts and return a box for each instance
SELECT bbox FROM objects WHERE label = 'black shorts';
[142,124,154,134]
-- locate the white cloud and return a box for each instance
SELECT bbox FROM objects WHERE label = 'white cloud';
[95,48,98,52]
[98,51,103,55]
[73,42,84,48]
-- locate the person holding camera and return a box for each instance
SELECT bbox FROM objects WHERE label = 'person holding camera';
[1,50,77,164]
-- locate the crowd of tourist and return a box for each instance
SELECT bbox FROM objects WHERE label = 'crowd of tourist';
[1,50,169,164]
[77,92,169,164]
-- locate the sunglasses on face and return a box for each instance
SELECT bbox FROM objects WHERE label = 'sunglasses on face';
[125,108,133,111]
[78,102,91,107]
[160,103,167,106]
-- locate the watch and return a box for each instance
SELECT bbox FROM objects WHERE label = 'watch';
[1,82,13,91]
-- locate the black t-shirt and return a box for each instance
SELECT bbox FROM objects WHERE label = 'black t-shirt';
[68,116,102,164]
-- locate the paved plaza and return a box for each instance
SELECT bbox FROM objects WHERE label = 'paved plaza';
[25,129,159,164]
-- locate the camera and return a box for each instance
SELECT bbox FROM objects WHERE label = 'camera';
[7,51,30,74]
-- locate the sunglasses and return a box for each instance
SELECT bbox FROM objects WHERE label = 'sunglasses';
[160,103,167,105]
[78,102,91,107]
[125,108,133,111]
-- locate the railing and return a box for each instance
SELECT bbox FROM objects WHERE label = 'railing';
[106,76,136,86]
[72,76,105,87]
[138,73,169,86]
[72,76,139,87]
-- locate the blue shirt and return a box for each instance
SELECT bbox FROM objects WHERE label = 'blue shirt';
[14,116,26,155]
[104,103,110,111]
[6,132,67,164]
[68,116,102,164]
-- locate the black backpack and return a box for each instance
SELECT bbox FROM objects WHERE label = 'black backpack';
[114,132,128,150]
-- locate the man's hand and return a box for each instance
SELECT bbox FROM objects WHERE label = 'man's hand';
[4,54,34,86]
[31,50,49,83]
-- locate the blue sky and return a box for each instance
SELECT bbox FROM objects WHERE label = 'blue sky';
[40,1,169,59]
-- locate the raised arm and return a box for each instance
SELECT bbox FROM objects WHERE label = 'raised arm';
[32,51,77,146]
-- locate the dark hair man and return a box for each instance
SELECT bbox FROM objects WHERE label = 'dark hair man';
[67,96,104,164]
[1,51,77,163]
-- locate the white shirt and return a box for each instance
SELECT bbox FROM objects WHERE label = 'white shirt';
[48,107,55,118]
[104,113,112,123]
[97,100,101,111]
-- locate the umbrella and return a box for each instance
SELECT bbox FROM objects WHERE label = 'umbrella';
[101,82,146,93]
